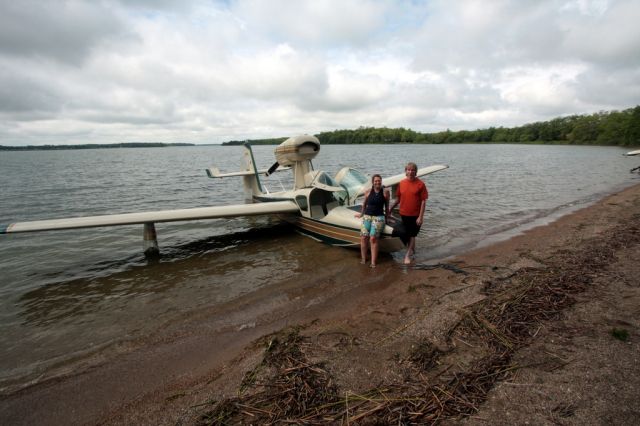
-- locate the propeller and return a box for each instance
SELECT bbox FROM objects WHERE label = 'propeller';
[266,161,279,176]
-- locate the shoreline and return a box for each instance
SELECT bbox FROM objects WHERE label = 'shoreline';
[1,183,640,424]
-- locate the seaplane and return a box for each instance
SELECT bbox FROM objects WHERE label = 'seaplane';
[0,135,448,256]
[628,149,640,172]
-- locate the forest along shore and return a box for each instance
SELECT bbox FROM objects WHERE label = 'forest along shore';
[1,183,639,425]
[100,183,640,425]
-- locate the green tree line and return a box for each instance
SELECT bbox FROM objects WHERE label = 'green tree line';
[315,106,640,146]
[225,105,640,146]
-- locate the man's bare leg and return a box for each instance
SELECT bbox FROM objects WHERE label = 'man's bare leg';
[404,237,416,264]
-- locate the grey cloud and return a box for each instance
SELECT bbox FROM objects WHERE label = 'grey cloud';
[409,0,639,74]
[0,1,135,65]
[0,0,637,146]
[571,66,640,108]
[295,93,375,113]
[231,0,390,48]
[562,0,640,67]
[78,110,178,125]
[391,72,504,115]
[114,0,188,10]
[0,60,64,115]
[410,1,568,72]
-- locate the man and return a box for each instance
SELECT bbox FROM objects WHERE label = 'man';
[389,162,428,264]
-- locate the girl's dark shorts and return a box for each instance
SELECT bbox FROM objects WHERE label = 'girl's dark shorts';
[401,215,421,237]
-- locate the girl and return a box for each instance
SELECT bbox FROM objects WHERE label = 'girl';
[354,174,390,267]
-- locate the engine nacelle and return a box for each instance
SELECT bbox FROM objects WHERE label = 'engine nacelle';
[274,135,320,167]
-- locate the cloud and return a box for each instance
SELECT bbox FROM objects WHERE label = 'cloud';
[0,0,134,65]
[0,59,63,114]
[0,0,638,145]
[571,66,640,108]
[230,0,391,47]
[562,0,640,66]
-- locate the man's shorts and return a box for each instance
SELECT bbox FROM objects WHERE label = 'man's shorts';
[401,215,422,237]
[360,215,385,238]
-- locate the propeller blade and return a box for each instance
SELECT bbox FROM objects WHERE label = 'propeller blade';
[266,161,280,176]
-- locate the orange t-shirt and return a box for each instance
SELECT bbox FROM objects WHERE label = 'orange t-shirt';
[397,178,428,216]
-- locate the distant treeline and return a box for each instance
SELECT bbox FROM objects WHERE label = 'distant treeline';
[0,142,194,151]
[223,105,640,146]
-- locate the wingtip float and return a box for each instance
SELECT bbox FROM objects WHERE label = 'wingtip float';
[1,135,449,257]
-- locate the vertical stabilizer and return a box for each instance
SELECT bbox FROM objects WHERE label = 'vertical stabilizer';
[242,143,264,202]
[293,161,313,189]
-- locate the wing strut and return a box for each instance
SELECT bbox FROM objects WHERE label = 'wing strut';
[143,223,159,258]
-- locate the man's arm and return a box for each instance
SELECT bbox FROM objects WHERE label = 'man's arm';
[416,182,428,225]
[416,199,426,226]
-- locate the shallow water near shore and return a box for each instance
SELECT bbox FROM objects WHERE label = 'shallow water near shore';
[0,143,638,391]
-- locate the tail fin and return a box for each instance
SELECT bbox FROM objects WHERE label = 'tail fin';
[241,143,264,202]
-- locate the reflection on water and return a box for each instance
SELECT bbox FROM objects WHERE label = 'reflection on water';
[2,223,306,389]
[0,143,638,390]
[18,223,296,327]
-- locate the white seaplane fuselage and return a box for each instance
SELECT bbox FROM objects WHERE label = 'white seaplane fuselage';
[1,135,448,255]
[258,186,401,252]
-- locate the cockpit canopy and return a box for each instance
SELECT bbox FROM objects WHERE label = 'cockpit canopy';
[334,167,369,204]
[295,168,370,220]
[305,170,343,192]
[299,170,350,217]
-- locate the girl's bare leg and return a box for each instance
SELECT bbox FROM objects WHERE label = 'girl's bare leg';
[370,236,379,267]
[360,235,369,263]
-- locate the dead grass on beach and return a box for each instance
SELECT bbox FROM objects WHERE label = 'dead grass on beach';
[189,213,640,424]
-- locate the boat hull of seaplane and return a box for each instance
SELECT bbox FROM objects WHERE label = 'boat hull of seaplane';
[248,186,407,252]
[279,206,406,252]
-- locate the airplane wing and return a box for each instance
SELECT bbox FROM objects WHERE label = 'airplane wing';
[1,201,299,234]
[354,164,449,199]
[206,166,291,178]
[382,165,449,188]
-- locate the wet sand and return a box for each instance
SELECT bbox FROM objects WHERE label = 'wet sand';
[1,183,639,425]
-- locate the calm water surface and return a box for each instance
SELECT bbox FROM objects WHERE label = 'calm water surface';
[0,144,638,391]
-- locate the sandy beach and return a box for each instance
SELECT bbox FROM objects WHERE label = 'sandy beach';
[1,183,639,425]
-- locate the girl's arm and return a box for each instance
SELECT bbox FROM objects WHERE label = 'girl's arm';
[355,190,370,218]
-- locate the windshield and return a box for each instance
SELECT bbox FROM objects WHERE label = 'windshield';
[334,167,368,203]
[315,171,340,188]
[308,171,348,205]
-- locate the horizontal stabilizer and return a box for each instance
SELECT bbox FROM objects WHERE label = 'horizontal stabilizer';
[1,201,299,234]
[206,166,291,178]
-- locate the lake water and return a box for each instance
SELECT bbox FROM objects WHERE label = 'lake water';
[0,143,638,392]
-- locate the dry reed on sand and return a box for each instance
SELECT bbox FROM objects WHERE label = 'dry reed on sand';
[192,221,639,425]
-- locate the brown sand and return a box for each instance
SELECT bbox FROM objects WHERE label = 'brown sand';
[1,184,639,425]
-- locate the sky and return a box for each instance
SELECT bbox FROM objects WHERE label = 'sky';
[0,0,639,146]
